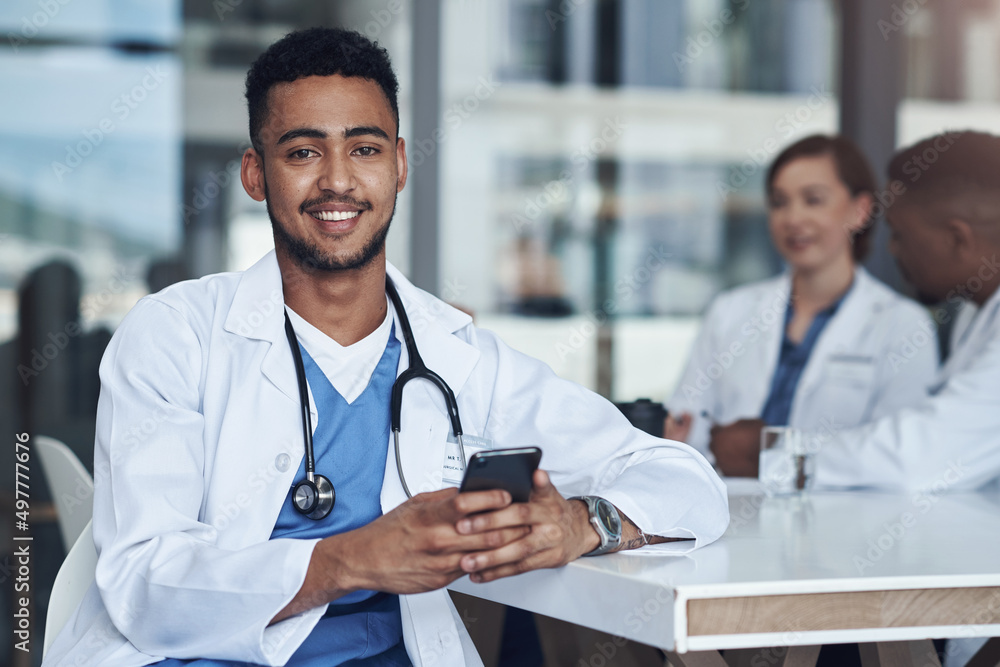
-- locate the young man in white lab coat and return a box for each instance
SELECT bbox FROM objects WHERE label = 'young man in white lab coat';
[43,28,728,667]
[713,131,1000,493]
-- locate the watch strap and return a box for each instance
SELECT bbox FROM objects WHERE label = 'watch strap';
[570,495,622,557]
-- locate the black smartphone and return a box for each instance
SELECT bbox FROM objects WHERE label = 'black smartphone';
[458,447,542,503]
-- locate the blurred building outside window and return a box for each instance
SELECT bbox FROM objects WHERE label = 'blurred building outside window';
[440,0,1000,401]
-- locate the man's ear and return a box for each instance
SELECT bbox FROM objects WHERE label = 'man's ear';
[945,218,976,258]
[395,137,408,193]
[241,148,266,202]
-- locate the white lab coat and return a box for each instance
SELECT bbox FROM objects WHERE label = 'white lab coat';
[44,251,729,667]
[815,275,1000,491]
[668,267,938,457]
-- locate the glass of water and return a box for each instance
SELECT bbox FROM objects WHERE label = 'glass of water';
[759,426,814,496]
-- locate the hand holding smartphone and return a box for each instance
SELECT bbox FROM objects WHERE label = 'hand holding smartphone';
[458,447,542,503]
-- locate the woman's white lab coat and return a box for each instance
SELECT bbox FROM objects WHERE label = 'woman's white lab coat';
[668,267,938,456]
[43,251,729,667]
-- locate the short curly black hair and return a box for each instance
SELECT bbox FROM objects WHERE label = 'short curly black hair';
[885,131,1000,245]
[888,131,1000,212]
[245,27,399,153]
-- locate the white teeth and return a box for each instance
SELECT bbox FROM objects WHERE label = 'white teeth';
[313,210,360,222]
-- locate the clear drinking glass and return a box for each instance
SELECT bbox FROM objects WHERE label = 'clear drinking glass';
[759,426,814,496]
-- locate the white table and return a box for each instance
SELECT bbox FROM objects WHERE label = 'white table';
[449,481,1000,665]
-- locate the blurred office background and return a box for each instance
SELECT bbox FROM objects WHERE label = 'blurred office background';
[3,0,1000,665]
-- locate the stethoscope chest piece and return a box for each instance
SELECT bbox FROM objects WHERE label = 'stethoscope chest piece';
[292,474,335,520]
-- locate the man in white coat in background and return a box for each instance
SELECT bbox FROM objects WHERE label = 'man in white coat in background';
[43,28,728,667]
[812,130,1000,492]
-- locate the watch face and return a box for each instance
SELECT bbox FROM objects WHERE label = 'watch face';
[595,499,622,537]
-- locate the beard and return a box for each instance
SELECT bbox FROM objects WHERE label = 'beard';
[265,183,395,273]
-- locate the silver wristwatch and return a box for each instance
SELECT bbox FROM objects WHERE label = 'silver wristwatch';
[571,496,622,557]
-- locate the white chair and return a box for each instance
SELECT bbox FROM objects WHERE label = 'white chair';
[34,436,94,552]
[42,519,97,658]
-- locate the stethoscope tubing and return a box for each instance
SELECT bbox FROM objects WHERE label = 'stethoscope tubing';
[285,275,467,516]
[284,313,318,483]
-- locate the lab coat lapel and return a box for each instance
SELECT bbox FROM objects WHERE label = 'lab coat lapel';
[381,263,479,509]
[222,251,314,421]
[791,267,875,409]
[939,286,1000,385]
[747,274,791,415]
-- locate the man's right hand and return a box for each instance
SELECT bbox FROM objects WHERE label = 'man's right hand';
[339,487,531,594]
[272,487,528,623]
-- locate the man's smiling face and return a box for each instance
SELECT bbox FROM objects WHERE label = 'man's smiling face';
[242,74,407,272]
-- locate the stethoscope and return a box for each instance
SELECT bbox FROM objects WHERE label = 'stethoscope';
[283,276,467,520]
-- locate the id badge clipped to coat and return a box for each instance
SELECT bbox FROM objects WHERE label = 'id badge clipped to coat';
[442,434,494,486]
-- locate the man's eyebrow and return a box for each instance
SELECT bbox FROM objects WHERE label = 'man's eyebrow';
[277,128,327,145]
[344,126,390,140]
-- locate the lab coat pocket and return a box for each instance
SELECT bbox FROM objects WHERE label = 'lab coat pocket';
[826,354,876,387]
[815,355,877,425]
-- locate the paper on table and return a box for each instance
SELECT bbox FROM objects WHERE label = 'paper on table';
[616,541,699,556]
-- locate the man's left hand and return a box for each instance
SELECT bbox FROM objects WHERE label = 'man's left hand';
[453,469,599,583]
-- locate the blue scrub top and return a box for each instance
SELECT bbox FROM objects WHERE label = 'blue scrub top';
[760,287,850,426]
[154,328,411,667]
